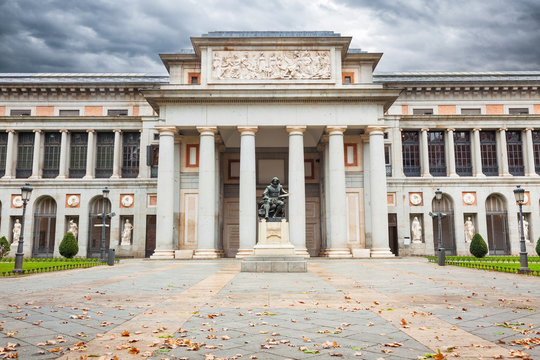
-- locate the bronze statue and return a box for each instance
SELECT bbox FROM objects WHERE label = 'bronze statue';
[258,177,288,219]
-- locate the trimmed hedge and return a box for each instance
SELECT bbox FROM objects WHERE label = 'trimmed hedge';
[470,233,488,258]
[0,236,10,258]
[59,232,79,258]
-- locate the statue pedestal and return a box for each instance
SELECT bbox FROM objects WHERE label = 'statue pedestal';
[241,218,307,272]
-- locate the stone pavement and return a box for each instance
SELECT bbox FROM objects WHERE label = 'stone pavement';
[0,258,538,359]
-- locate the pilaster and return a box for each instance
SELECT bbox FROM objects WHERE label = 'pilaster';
[29,129,42,179]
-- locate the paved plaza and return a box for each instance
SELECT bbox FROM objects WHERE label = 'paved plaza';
[0,258,538,359]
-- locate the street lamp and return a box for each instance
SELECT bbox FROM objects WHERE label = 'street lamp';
[513,185,530,274]
[100,187,110,261]
[13,183,33,274]
[435,188,445,266]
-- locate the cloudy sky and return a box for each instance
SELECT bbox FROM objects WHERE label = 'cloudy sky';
[0,0,538,74]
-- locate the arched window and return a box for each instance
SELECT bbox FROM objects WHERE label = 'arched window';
[87,196,112,258]
[485,194,510,254]
[431,194,456,255]
[33,196,57,257]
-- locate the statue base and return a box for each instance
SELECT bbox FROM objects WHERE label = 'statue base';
[241,218,307,272]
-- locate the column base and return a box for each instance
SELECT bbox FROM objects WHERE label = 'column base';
[56,175,67,179]
[321,248,352,258]
[1,175,13,179]
[370,248,395,258]
[474,173,486,178]
[448,173,459,178]
[82,175,94,179]
[29,175,40,179]
[500,173,512,177]
[149,250,175,260]
[235,248,254,258]
[110,174,120,179]
[193,249,223,259]
[295,248,310,258]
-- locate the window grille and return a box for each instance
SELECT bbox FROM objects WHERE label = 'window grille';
[10,109,30,116]
[506,131,524,176]
[508,108,529,115]
[384,144,391,176]
[428,131,446,176]
[69,132,88,178]
[454,131,472,176]
[480,131,498,176]
[0,133,7,177]
[95,132,114,178]
[107,109,128,116]
[401,131,421,176]
[412,108,433,115]
[16,132,34,178]
[122,132,140,178]
[42,132,61,178]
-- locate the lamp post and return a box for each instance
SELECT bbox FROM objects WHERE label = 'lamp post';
[513,185,530,274]
[13,183,33,274]
[435,188,445,266]
[100,187,110,261]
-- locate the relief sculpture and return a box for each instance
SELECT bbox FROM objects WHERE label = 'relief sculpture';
[212,50,331,80]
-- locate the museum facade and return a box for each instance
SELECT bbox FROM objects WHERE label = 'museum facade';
[0,31,539,259]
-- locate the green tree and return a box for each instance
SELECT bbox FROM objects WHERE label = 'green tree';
[536,237,540,257]
[0,236,10,258]
[59,232,79,258]
[469,233,488,258]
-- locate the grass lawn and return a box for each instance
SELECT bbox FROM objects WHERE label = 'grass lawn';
[0,259,104,274]
[427,256,540,275]
[470,262,540,271]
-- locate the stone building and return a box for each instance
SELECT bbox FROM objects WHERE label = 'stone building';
[0,31,538,259]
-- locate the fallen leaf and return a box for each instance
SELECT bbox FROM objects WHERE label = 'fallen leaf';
[121,330,130,337]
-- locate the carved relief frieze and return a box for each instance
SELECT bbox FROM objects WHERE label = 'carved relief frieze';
[211,50,331,81]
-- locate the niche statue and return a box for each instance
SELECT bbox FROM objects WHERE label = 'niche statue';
[258,177,288,219]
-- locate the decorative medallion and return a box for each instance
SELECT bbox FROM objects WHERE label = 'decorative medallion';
[120,194,135,208]
[409,192,423,206]
[11,195,23,208]
[66,194,81,208]
[523,192,530,206]
[462,192,476,206]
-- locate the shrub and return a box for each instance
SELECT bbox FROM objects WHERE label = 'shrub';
[0,236,10,258]
[536,237,540,257]
[470,233,488,258]
[59,232,79,258]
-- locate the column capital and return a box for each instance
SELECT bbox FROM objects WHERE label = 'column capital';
[472,128,482,132]
[113,129,122,133]
[420,128,429,132]
[446,128,455,132]
[237,125,258,135]
[365,125,388,135]
[86,129,96,133]
[498,127,507,132]
[59,129,69,133]
[525,127,534,132]
[33,129,42,133]
[6,129,16,133]
[197,126,218,135]
[325,126,347,135]
[155,125,177,135]
[286,125,307,135]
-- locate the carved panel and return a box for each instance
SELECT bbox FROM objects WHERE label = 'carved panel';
[211,50,331,81]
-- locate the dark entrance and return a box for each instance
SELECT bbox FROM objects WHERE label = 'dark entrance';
[32,197,57,258]
[145,215,156,258]
[485,195,510,255]
[87,197,111,258]
[431,195,456,255]
[388,213,398,256]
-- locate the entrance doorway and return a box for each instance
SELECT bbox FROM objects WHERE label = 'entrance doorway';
[87,196,111,258]
[485,194,510,255]
[145,215,156,258]
[431,195,456,255]
[388,213,398,256]
[32,197,57,258]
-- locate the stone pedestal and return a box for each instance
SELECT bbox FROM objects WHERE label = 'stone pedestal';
[241,219,307,272]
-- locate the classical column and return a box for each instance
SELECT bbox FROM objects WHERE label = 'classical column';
[524,128,538,176]
[472,128,485,177]
[83,129,95,179]
[367,126,394,257]
[287,126,309,257]
[446,128,458,177]
[57,129,69,179]
[324,126,351,258]
[29,129,42,179]
[111,129,122,179]
[193,126,221,259]
[420,128,432,177]
[151,126,177,259]
[236,126,258,258]
[393,128,404,177]
[498,128,510,176]
[2,130,16,179]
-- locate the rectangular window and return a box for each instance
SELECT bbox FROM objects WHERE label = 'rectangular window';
[69,132,88,178]
[95,132,114,178]
[454,131,472,176]
[59,109,80,116]
[107,109,128,116]
[42,132,61,178]
[16,132,34,178]
[186,144,199,167]
[506,130,524,176]
[188,73,200,85]
[146,144,159,178]
[461,108,481,115]
[384,144,391,176]
[428,131,446,176]
[533,131,540,175]
[0,132,7,177]
[480,131,498,176]
[509,108,529,115]
[342,72,354,84]
[344,143,357,166]
[10,109,31,116]
[122,132,140,178]
[401,131,421,176]
[412,108,433,115]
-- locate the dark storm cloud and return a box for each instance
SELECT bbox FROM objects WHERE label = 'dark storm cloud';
[0,0,538,73]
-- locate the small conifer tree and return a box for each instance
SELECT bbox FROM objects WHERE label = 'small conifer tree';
[59,232,78,258]
[536,237,540,257]
[469,233,488,258]
[0,236,10,258]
